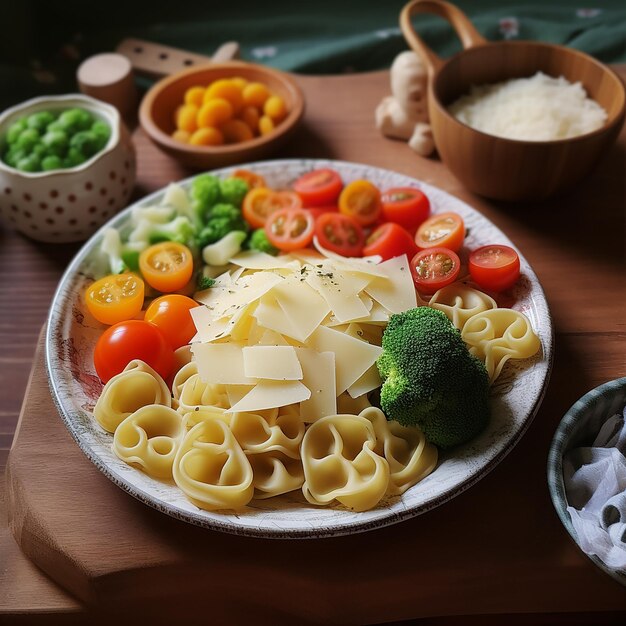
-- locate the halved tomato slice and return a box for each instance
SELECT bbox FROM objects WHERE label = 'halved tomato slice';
[293,168,343,206]
[469,244,520,292]
[363,222,417,261]
[139,242,194,293]
[415,212,465,252]
[410,247,461,294]
[265,207,315,252]
[381,187,430,233]
[242,188,302,228]
[314,213,365,257]
[231,169,266,189]
[338,180,382,226]
[85,273,145,325]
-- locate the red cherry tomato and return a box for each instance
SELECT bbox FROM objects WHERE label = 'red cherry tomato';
[93,320,175,383]
[144,294,199,349]
[381,187,430,233]
[410,247,461,295]
[265,207,315,252]
[415,212,465,253]
[469,244,521,292]
[314,213,365,257]
[362,222,418,261]
[293,168,343,206]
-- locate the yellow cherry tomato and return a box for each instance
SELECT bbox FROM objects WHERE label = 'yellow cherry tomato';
[85,273,145,325]
[230,76,248,90]
[264,95,287,122]
[220,119,254,143]
[189,127,224,146]
[197,98,233,128]
[171,129,191,143]
[243,82,270,108]
[184,86,205,107]
[258,115,275,136]
[204,79,244,113]
[176,104,199,133]
[139,242,194,293]
[239,105,260,134]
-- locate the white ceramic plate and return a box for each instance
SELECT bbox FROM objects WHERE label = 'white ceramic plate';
[46,159,553,538]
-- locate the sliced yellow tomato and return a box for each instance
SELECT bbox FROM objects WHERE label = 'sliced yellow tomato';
[139,242,194,293]
[85,273,145,325]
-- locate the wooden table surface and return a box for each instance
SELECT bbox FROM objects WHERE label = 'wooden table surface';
[1,68,625,623]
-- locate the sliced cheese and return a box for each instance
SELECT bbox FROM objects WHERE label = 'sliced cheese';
[347,363,381,399]
[253,295,299,340]
[225,384,255,406]
[256,329,290,346]
[227,379,311,413]
[191,343,255,385]
[229,250,300,270]
[295,348,336,422]
[307,325,383,394]
[364,255,417,313]
[242,346,303,380]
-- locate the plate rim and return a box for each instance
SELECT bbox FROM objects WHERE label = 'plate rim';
[46,157,554,539]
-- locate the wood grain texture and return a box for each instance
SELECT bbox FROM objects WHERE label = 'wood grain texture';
[2,67,626,622]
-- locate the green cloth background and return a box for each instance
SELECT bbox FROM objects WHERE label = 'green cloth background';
[1,1,624,110]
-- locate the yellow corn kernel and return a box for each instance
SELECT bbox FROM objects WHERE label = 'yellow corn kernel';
[264,95,287,122]
[189,127,224,146]
[184,86,206,107]
[204,79,244,113]
[239,105,260,135]
[197,98,233,128]
[176,104,199,132]
[171,129,191,143]
[220,119,254,143]
[242,82,270,108]
[258,115,275,136]
[230,76,248,90]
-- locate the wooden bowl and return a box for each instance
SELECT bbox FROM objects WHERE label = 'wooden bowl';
[400,0,626,201]
[139,61,305,170]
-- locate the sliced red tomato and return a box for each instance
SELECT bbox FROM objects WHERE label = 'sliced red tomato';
[469,244,520,292]
[144,294,199,349]
[93,320,175,383]
[242,188,302,228]
[231,169,266,189]
[85,273,144,325]
[293,168,343,206]
[315,213,365,257]
[363,222,418,261]
[381,187,430,233]
[338,180,382,226]
[265,207,315,252]
[410,247,461,295]
[415,212,465,253]
[139,242,194,293]
[305,205,338,220]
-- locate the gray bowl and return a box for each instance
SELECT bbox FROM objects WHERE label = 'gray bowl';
[548,377,626,585]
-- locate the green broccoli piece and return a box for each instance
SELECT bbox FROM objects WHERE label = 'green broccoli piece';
[197,203,249,247]
[219,177,249,207]
[377,307,490,449]
[248,228,278,255]
[190,174,221,224]
[197,274,215,290]
[146,216,196,245]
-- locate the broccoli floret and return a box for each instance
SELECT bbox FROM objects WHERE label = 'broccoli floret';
[197,274,215,290]
[248,228,278,255]
[198,203,249,247]
[190,174,221,224]
[377,307,490,449]
[219,177,249,207]
[202,231,247,266]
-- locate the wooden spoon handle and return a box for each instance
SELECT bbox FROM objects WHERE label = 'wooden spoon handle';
[115,38,240,79]
[400,0,486,75]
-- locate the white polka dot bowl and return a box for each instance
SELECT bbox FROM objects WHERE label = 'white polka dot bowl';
[0,94,136,243]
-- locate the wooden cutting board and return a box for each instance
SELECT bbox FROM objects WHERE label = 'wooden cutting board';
[4,69,626,623]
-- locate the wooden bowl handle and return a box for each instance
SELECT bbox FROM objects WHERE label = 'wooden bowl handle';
[400,0,487,75]
[115,38,240,79]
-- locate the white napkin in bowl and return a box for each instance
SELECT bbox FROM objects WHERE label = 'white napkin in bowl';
[563,407,626,570]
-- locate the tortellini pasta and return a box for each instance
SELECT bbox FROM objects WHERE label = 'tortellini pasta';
[113,405,184,478]
[461,308,541,382]
[301,414,390,511]
[173,419,254,511]
[176,372,229,414]
[429,284,497,331]
[361,407,438,495]
[172,361,198,401]
[93,360,171,433]
[247,452,304,499]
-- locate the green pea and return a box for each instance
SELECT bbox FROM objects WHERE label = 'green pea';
[4,146,27,167]
[16,128,40,151]
[42,129,68,156]
[16,154,42,172]
[46,121,64,133]
[32,143,49,159]
[91,120,111,149]
[70,130,99,157]
[26,111,56,133]
[64,147,86,167]
[58,108,93,133]
[41,155,63,171]
[6,119,27,144]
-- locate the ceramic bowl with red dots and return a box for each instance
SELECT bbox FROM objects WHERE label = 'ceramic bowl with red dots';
[0,94,136,243]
